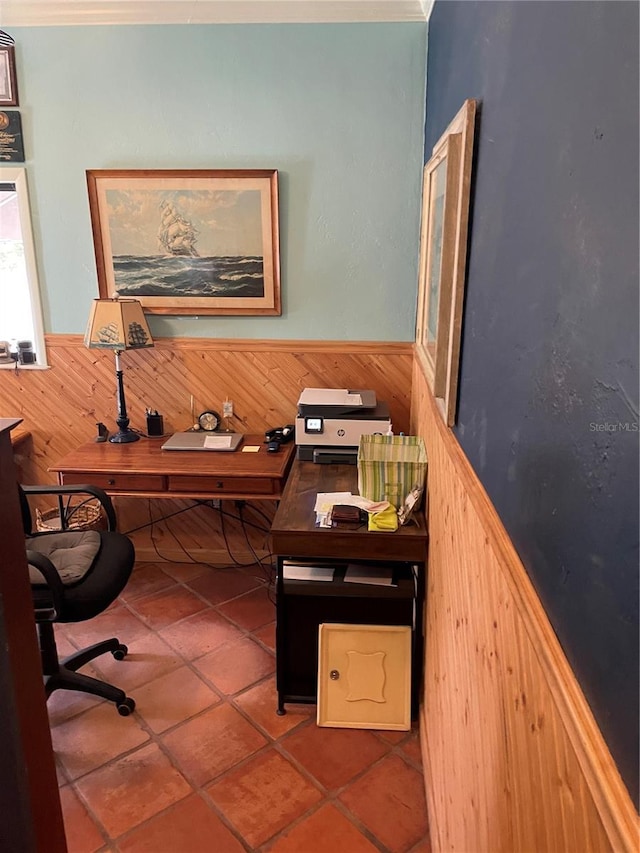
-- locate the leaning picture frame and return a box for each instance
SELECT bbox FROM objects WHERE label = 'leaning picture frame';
[415,133,462,399]
[415,99,477,426]
[86,169,281,315]
[0,46,18,106]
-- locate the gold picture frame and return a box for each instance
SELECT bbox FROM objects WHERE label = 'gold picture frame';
[86,169,281,316]
[415,99,477,425]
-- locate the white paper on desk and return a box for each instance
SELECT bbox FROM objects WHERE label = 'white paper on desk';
[314,492,353,513]
[204,434,234,449]
[344,564,395,586]
[283,564,335,582]
[313,492,390,516]
[349,496,391,513]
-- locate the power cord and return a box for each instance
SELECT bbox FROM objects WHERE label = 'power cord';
[138,498,274,575]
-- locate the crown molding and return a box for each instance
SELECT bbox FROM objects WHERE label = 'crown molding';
[0,1,430,27]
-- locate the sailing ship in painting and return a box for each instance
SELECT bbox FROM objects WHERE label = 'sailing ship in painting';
[111,196,265,299]
[158,201,199,258]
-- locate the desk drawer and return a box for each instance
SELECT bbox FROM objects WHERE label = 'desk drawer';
[168,475,275,495]
[60,472,166,492]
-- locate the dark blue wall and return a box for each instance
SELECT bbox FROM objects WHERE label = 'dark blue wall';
[426,1,639,804]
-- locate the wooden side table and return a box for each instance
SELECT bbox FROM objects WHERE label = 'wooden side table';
[270,460,428,716]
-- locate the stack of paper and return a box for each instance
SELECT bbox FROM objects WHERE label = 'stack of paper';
[283,563,335,582]
[344,564,394,586]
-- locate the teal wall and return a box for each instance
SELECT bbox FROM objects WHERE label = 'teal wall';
[11,23,427,340]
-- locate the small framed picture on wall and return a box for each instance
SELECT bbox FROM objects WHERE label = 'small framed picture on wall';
[0,46,18,107]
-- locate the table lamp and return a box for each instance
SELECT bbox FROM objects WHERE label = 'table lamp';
[84,298,154,443]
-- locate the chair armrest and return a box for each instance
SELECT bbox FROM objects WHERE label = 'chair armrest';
[21,484,117,531]
[25,549,64,620]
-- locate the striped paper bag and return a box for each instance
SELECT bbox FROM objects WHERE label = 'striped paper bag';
[357,434,427,507]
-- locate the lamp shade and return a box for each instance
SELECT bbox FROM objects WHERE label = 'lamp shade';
[84,298,153,351]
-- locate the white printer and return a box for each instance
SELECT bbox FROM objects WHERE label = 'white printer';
[295,388,391,463]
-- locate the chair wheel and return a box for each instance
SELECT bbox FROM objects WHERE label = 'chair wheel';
[117,697,135,716]
[112,644,128,661]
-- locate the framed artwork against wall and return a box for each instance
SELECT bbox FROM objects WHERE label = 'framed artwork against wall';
[0,46,18,106]
[415,99,477,426]
[86,169,281,315]
[415,133,461,398]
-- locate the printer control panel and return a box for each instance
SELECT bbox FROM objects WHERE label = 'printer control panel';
[304,417,324,434]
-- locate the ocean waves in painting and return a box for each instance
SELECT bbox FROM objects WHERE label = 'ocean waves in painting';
[113,255,265,298]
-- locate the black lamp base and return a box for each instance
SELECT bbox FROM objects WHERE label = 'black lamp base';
[110,358,140,444]
[109,430,140,444]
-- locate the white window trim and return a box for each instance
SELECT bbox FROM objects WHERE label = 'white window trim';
[0,166,48,369]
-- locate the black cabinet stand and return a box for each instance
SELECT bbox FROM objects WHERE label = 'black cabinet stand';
[270,461,428,717]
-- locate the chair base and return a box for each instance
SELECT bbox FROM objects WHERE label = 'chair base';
[39,622,135,715]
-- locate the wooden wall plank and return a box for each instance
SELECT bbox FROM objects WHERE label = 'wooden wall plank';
[0,334,411,561]
[411,360,638,853]
[0,335,411,486]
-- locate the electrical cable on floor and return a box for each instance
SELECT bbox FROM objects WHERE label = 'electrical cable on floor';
[194,498,273,534]
[140,498,274,573]
[237,501,276,586]
[123,501,198,536]
[162,511,201,564]
[212,503,275,572]
[147,499,183,564]
[125,495,273,538]
[237,501,276,530]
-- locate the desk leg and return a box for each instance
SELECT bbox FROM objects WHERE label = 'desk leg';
[275,556,287,715]
[411,562,425,719]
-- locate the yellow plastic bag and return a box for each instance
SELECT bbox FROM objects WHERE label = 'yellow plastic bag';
[368,504,398,532]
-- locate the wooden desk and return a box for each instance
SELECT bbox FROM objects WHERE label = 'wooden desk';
[50,435,295,502]
[271,460,428,561]
[271,460,428,714]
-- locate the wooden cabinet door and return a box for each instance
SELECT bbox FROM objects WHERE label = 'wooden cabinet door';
[317,623,411,731]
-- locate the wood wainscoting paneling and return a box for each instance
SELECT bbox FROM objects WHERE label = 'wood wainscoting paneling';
[0,335,412,560]
[411,360,638,852]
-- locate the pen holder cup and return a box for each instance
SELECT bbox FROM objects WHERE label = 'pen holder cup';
[146,413,164,436]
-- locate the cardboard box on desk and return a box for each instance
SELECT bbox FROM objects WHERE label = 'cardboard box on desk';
[357,434,427,508]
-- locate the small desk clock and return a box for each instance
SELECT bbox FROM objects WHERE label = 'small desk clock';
[197,410,221,432]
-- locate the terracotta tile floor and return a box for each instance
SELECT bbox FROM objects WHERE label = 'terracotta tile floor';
[50,561,431,853]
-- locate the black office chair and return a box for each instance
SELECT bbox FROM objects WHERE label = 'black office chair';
[20,483,137,716]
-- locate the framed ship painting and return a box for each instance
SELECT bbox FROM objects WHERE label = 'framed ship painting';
[86,169,281,315]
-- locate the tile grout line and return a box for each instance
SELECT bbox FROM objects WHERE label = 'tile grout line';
[53,560,430,852]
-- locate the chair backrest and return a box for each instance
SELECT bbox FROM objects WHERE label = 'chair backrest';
[17,485,32,536]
